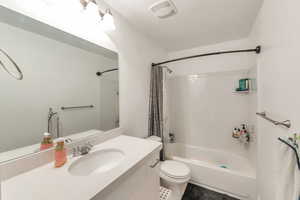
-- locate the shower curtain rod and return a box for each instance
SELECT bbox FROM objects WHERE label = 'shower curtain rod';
[152,46,261,67]
[96,68,118,76]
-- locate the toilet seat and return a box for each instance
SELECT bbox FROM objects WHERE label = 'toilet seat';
[160,160,191,183]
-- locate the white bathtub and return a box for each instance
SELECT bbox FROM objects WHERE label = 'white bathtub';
[165,143,256,200]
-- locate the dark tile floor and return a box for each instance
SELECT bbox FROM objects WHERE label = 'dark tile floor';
[182,184,240,200]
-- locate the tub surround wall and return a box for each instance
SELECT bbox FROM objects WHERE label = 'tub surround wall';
[167,69,257,163]
[246,67,258,166]
[166,39,258,167]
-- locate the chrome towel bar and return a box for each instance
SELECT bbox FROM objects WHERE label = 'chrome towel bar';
[278,137,300,170]
[256,111,291,128]
[61,105,94,110]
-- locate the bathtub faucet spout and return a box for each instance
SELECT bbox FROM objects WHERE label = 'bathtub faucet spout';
[169,133,176,143]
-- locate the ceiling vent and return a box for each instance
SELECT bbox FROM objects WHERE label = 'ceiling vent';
[149,0,177,19]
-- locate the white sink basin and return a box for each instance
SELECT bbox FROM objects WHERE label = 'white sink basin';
[68,149,125,176]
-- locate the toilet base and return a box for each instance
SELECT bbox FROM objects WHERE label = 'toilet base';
[161,179,188,200]
[160,186,172,200]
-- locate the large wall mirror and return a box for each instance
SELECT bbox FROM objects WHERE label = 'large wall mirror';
[0,8,119,163]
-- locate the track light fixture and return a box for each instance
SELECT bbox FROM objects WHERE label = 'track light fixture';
[79,0,115,31]
[80,0,96,9]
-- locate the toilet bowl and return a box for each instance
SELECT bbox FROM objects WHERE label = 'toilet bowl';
[147,136,191,200]
[160,160,191,200]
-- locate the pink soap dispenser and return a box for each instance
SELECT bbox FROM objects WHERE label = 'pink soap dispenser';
[40,132,54,151]
[54,138,67,168]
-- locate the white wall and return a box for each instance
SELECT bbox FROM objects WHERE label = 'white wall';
[106,12,167,138]
[0,21,117,152]
[167,38,257,75]
[166,39,258,166]
[249,0,300,199]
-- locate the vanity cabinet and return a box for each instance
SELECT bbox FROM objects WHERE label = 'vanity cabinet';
[1,135,162,200]
[92,152,160,200]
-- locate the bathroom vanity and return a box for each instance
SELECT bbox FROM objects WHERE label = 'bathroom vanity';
[1,134,162,200]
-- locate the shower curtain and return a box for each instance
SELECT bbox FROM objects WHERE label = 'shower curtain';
[148,66,165,160]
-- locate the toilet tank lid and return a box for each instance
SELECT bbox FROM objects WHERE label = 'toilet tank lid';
[147,136,162,142]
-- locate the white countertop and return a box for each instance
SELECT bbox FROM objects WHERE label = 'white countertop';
[2,135,161,200]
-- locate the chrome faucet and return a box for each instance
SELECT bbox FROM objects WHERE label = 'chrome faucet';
[65,138,73,144]
[47,108,60,138]
[48,108,57,132]
[72,142,93,157]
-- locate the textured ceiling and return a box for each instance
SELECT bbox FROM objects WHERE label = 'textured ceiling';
[105,0,263,51]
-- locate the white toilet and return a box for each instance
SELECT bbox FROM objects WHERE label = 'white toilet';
[147,136,191,200]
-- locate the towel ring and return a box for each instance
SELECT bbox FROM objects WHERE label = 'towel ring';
[0,48,23,80]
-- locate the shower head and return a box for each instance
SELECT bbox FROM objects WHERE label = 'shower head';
[161,66,173,73]
[166,68,173,74]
